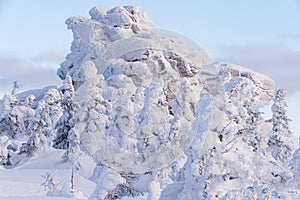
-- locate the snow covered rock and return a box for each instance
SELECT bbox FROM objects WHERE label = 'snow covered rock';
[57,5,210,90]
[53,5,300,200]
[54,5,300,200]
[1,4,300,200]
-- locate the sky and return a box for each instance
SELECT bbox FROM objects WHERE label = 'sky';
[0,0,299,132]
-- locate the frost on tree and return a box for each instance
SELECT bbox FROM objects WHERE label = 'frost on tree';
[0,86,63,166]
[268,89,296,164]
[39,88,62,138]
[164,63,277,199]
[73,61,109,156]
[0,94,23,138]
[55,5,300,199]
[290,142,300,194]
[11,80,22,95]
[20,88,62,156]
[0,89,39,165]
[67,5,213,173]
[53,75,75,150]
[0,4,300,200]
[0,135,9,165]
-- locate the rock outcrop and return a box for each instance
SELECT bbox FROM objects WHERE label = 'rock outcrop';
[56,5,298,200]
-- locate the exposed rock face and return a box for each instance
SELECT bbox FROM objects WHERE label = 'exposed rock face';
[56,5,300,200]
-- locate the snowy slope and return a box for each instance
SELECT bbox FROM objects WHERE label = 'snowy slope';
[0,149,95,200]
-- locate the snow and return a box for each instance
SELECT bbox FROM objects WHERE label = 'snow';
[1,5,300,200]
[16,85,59,103]
[0,149,96,200]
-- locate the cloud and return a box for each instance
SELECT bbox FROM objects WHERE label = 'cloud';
[0,53,62,96]
[215,45,300,94]
[31,50,66,65]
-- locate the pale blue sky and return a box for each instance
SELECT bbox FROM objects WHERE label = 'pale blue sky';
[0,0,299,132]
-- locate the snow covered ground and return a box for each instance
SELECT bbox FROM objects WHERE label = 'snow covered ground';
[0,149,96,200]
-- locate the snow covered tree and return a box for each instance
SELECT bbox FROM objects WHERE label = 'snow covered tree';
[20,100,49,156]
[0,135,9,165]
[66,127,81,193]
[24,94,36,108]
[20,89,61,156]
[167,72,292,199]
[0,91,37,166]
[271,89,291,133]
[243,97,265,152]
[0,93,19,112]
[53,75,75,149]
[54,74,86,193]
[38,88,62,139]
[222,76,265,152]
[2,5,300,199]
[73,61,118,197]
[290,140,300,196]
[73,61,110,153]
[268,89,295,163]
[103,172,143,200]
[54,71,100,195]
[0,95,38,140]
[0,93,22,138]
[41,171,60,194]
[11,80,22,95]
[41,171,82,198]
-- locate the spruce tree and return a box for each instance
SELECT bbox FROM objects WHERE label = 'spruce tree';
[268,89,294,163]
[53,75,75,149]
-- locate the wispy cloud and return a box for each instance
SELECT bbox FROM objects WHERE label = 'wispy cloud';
[215,45,300,94]
[0,53,62,96]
